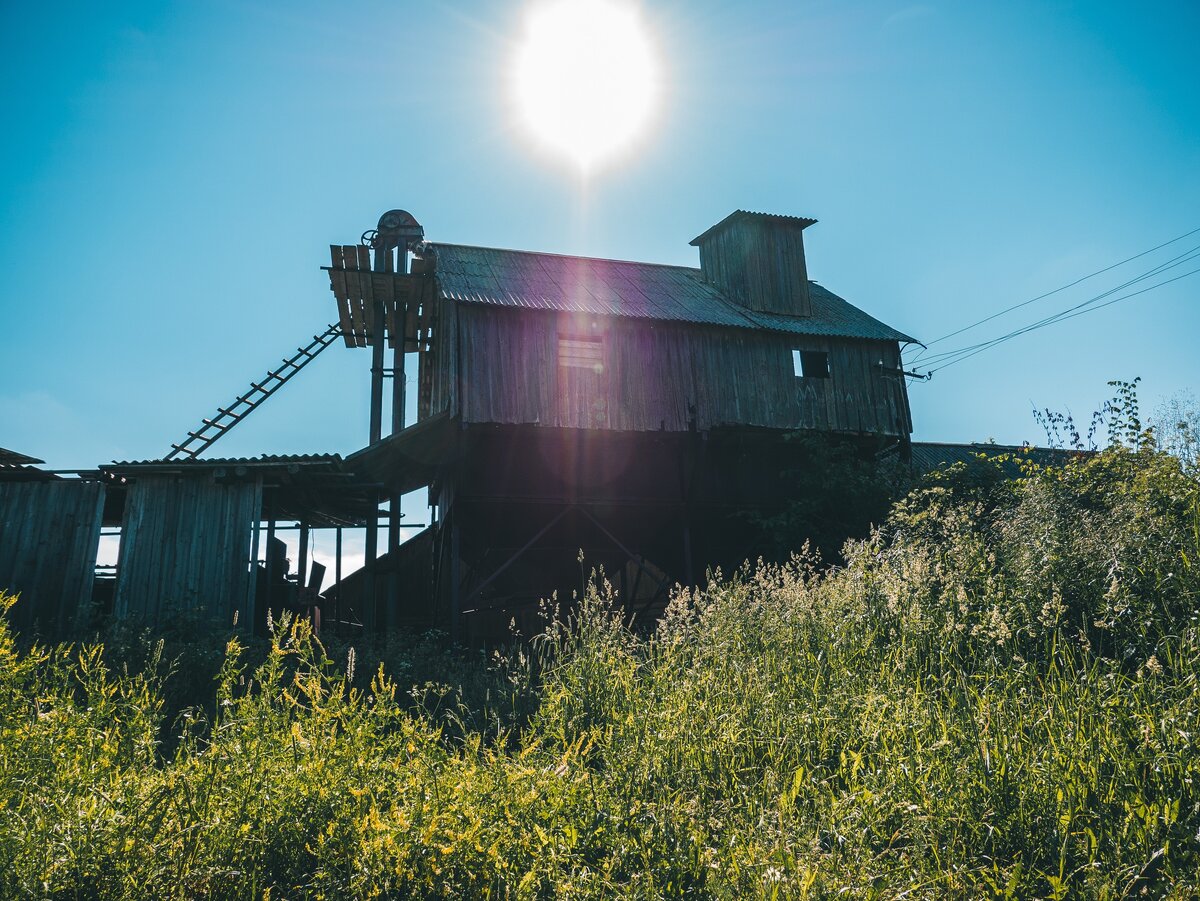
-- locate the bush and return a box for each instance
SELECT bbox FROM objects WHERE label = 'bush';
[865,443,1200,666]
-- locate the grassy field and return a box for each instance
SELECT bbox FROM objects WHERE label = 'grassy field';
[2,441,1199,899]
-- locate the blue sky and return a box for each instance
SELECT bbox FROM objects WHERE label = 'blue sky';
[3,0,1199,473]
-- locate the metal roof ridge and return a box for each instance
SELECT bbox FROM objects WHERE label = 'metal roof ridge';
[429,241,703,273]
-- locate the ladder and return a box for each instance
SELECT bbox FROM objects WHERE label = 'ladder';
[165,323,343,461]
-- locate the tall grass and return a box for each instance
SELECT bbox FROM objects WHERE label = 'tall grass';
[2,443,1198,898]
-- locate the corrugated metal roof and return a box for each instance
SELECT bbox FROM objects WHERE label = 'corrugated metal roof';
[105,453,344,469]
[0,446,44,466]
[429,243,916,344]
[688,209,818,246]
[899,442,1089,475]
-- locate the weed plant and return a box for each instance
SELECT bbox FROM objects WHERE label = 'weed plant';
[2,440,1199,898]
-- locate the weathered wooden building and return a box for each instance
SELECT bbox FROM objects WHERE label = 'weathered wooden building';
[99,455,379,630]
[1,209,920,642]
[329,209,918,638]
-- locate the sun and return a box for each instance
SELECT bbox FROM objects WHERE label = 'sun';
[511,0,661,171]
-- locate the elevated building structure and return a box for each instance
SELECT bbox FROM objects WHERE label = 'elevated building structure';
[1,209,922,642]
[327,209,918,638]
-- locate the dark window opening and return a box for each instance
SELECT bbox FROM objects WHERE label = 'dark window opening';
[792,349,830,379]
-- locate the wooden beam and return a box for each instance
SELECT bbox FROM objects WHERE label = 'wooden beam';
[328,246,355,347]
[461,506,571,605]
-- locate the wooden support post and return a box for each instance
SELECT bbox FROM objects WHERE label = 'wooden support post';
[244,477,262,629]
[386,248,408,621]
[264,517,277,632]
[364,502,378,633]
[369,307,385,444]
[298,520,310,591]
[368,239,390,445]
[450,512,461,642]
[392,246,408,435]
[334,526,342,626]
[387,499,400,632]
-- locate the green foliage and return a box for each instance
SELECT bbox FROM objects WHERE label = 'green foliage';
[743,432,909,563]
[876,442,1200,665]
[2,432,1199,898]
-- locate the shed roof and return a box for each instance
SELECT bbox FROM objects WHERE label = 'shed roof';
[893,442,1090,476]
[0,447,44,467]
[429,243,916,344]
[104,453,344,471]
[100,453,372,528]
[688,209,818,246]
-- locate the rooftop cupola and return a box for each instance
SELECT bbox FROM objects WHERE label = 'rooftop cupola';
[689,210,816,317]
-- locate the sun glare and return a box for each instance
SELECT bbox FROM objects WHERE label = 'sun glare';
[512,0,661,171]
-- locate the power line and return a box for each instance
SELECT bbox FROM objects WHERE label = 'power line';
[910,224,1200,363]
[914,263,1200,376]
[913,243,1200,368]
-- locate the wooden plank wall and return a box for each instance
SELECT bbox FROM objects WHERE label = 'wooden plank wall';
[0,480,104,636]
[422,298,458,421]
[695,217,811,317]
[114,475,262,627]
[457,307,912,436]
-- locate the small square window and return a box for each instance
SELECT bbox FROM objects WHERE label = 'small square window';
[792,349,829,379]
[559,334,604,373]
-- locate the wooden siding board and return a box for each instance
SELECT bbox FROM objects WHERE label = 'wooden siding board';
[114,476,261,626]
[329,245,356,347]
[452,306,909,438]
[695,218,812,317]
[0,481,104,635]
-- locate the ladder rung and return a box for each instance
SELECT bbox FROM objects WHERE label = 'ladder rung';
[166,322,341,459]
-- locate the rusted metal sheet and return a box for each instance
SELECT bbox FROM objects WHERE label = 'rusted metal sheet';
[114,475,262,627]
[0,480,104,635]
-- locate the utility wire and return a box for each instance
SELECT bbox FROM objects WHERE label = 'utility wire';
[910,224,1200,363]
[916,260,1200,373]
[915,263,1200,376]
[911,243,1200,369]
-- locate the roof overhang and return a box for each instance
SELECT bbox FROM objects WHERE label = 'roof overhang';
[346,412,458,495]
[99,454,379,528]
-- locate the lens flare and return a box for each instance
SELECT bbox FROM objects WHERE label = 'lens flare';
[511,0,661,171]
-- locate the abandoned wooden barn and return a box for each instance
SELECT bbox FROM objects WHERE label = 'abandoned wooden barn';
[0,209,920,641]
[329,208,918,640]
